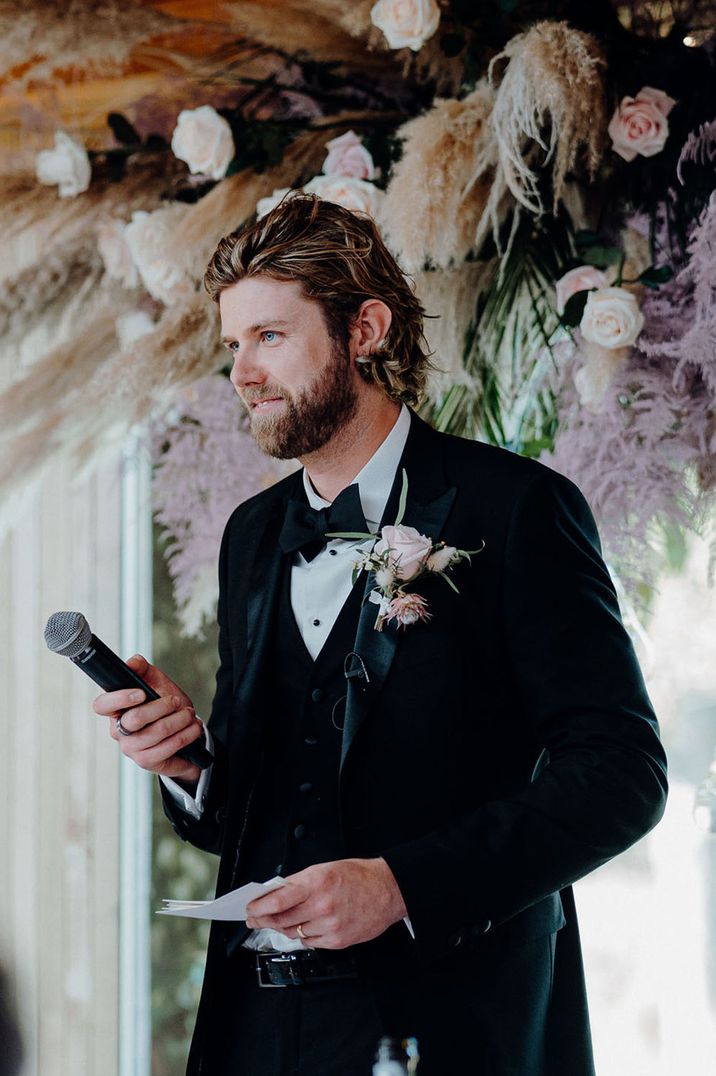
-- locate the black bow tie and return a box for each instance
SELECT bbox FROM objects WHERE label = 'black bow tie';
[279,483,367,562]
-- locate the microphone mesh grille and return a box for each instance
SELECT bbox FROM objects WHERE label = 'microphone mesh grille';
[44,611,92,657]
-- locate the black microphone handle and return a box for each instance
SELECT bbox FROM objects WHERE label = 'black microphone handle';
[74,634,212,770]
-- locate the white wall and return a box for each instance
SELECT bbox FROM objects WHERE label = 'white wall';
[0,455,122,1076]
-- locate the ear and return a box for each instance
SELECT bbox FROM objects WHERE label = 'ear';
[349,299,392,361]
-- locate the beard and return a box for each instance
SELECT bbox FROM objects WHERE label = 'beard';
[243,342,359,459]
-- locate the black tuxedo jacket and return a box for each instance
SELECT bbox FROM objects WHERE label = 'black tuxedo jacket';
[164,409,667,1074]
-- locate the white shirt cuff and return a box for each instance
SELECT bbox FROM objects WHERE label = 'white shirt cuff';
[159,724,214,820]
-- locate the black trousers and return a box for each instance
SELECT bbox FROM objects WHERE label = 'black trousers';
[203,933,557,1076]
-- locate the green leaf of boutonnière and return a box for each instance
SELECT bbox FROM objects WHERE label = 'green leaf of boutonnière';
[325,531,374,540]
[394,468,409,527]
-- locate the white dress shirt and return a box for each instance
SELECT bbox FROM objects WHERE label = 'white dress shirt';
[162,404,411,949]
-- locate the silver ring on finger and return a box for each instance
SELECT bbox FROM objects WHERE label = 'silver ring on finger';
[115,716,133,737]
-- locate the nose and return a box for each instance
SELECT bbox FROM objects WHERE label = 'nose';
[229,345,265,392]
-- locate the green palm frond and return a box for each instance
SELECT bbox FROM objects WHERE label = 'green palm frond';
[423,209,576,456]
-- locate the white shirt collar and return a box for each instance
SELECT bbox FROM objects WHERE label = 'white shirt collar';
[302,403,411,531]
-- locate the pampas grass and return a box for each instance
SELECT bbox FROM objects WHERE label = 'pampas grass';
[380,82,498,272]
[0,156,182,285]
[0,0,183,87]
[223,0,388,68]
[415,261,494,400]
[488,21,606,216]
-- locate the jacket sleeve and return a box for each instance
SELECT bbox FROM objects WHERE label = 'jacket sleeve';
[160,511,237,855]
[381,467,668,958]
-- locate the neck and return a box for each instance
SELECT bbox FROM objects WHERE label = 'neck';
[300,390,401,502]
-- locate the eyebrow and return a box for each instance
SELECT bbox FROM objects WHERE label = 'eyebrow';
[221,319,292,342]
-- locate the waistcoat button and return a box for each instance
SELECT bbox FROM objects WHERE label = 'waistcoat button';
[304,735,318,746]
[299,782,313,794]
[311,688,324,703]
[293,824,306,839]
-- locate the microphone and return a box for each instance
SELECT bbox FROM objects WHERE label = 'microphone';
[43,611,212,770]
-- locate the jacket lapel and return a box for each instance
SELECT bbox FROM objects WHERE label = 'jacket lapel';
[340,412,457,773]
[232,474,301,735]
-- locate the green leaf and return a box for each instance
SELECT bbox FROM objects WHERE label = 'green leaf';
[394,468,409,527]
[638,264,674,288]
[438,571,460,594]
[574,229,602,250]
[580,244,623,269]
[324,530,373,540]
[107,112,140,146]
[560,289,589,327]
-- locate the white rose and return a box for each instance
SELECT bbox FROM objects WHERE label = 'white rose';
[35,130,91,198]
[124,207,196,307]
[303,174,383,218]
[579,286,645,350]
[322,130,376,180]
[574,344,629,413]
[255,187,292,219]
[608,86,676,162]
[370,0,441,51]
[97,220,139,288]
[170,105,235,180]
[554,265,608,316]
[115,310,156,353]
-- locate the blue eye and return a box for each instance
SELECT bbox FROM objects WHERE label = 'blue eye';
[263,331,277,343]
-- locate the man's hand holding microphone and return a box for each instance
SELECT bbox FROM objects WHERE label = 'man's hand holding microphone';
[93,654,204,785]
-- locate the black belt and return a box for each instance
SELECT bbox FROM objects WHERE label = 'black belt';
[240,948,360,988]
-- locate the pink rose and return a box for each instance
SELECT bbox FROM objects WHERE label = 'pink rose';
[322,130,376,180]
[374,524,432,581]
[554,265,609,316]
[370,0,441,52]
[608,86,676,162]
[303,174,383,218]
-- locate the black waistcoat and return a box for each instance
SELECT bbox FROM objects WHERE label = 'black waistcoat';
[233,553,366,897]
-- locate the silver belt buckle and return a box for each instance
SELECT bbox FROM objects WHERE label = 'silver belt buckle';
[255,952,303,988]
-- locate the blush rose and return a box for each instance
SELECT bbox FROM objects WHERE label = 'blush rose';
[374,524,433,581]
[370,0,441,51]
[608,86,676,162]
[579,286,645,350]
[303,175,383,218]
[170,105,235,180]
[322,130,376,180]
[554,265,609,316]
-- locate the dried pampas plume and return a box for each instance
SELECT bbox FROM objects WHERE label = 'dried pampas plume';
[223,0,386,68]
[488,21,606,215]
[415,261,495,400]
[0,0,183,87]
[380,82,498,272]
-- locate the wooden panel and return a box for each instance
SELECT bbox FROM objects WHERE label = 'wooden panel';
[0,454,122,1076]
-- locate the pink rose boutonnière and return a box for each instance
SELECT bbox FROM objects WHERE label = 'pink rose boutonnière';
[327,470,484,631]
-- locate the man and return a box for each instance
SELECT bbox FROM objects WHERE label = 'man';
[95,193,667,1075]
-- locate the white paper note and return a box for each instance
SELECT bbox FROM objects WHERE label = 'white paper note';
[157,876,285,921]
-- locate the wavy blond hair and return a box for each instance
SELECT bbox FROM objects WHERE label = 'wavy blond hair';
[204,192,432,406]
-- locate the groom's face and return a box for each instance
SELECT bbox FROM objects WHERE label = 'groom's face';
[220,275,358,459]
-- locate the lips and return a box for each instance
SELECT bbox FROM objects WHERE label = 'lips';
[251,397,284,411]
